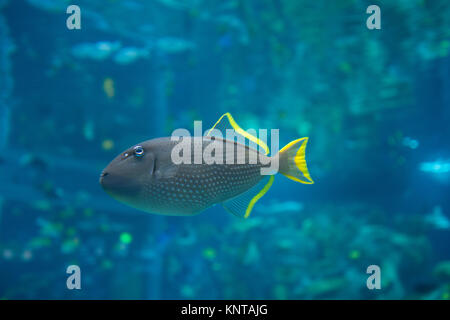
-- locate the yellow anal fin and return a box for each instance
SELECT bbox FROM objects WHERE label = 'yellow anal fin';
[222,175,275,219]
[207,112,270,155]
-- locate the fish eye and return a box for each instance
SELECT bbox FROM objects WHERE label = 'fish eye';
[133,146,144,157]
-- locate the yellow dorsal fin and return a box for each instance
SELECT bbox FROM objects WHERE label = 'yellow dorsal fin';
[207,112,270,155]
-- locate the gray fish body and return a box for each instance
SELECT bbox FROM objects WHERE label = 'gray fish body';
[100,136,271,215]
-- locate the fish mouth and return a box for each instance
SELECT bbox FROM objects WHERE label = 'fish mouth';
[99,171,109,185]
[99,170,139,196]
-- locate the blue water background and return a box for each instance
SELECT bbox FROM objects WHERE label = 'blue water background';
[0,0,449,299]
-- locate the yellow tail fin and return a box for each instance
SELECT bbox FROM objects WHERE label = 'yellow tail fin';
[278,138,314,184]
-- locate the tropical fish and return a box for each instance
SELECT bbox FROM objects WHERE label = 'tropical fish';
[71,41,121,61]
[100,113,313,218]
[113,47,149,65]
